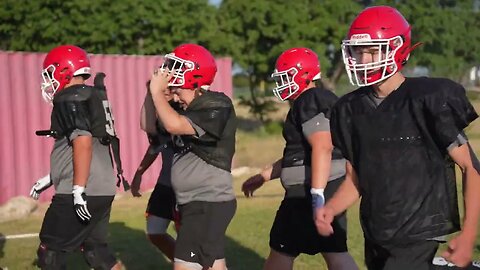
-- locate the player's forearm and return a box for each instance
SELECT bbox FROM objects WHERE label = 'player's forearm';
[461,166,480,238]
[325,161,360,215]
[72,136,93,187]
[151,91,194,135]
[325,178,360,216]
[261,158,282,181]
[140,91,158,134]
[311,147,331,189]
[135,148,158,175]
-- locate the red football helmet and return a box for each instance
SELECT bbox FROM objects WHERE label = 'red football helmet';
[161,43,217,90]
[271,48,321,101]
[41,45,91,102]
[341,6,416,86]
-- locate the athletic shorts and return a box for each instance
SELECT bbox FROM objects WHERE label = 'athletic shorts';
[365,239,439,270]
[39,194,117,267]
[146,183,177,220]
[175,200,236,268]
[269,177,348,257]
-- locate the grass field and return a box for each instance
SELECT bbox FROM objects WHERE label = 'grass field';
[1,99,480,269]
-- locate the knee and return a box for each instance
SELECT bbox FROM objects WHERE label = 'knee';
[36,243,66,270]
[82,242,117,270]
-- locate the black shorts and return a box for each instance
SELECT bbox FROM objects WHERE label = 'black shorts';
[39,194,117,267]
[365,239,439,270]
[270,178,348,257]
[146,183,176,220]
[175,200,236,268]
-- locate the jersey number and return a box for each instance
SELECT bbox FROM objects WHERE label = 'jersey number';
[102,100,116,136]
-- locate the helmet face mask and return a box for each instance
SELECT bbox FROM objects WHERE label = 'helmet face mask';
[41,65,61,102]
[342,35,404,86]
[162,44,217,90]
[271,47,321,101]
[41,45,91,103]
[341,6,412,87]
[272,67,300,101]
[161,53,195,87]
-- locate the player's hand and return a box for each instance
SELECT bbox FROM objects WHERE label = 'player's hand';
[30,174,53,200]
[130,173,142,197]
[72,185,92,222]
[314,206,335,236]
[150,68,173,98]
[442,231,475,267]
[241,174,266,197]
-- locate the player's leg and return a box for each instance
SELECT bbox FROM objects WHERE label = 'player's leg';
[145,184,178,260]
[37,194,79,270]
[81,196,121,270]
[264,249,295,270]
[174,200,236,270]
[146,215,176,260]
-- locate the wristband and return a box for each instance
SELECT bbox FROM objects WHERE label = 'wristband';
[311,188,325,209]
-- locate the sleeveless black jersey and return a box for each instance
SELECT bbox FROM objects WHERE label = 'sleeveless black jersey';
[177,91,237,172]
[281,87,342,169]
[331,77,478,246]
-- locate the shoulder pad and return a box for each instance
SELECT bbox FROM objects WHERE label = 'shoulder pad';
[293,87,339,122]
[188,91,233,111]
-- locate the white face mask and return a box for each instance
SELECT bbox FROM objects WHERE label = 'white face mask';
[271,67,299,101]
[161,53,195,87]
[41,65,60,103]
[342,35,404,87]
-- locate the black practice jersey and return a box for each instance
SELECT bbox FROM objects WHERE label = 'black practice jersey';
[331,77,478,246]
[282,87,343,168]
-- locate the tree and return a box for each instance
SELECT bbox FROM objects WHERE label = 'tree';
[215,0,362,122]
[376,0,480,81]
[0,0,218,54]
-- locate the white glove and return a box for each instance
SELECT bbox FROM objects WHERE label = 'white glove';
[30,174,52,200]
[72,185,92,222]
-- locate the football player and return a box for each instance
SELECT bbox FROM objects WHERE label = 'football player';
[34,45,123,269]
[130,80,180,262]
[242,47,358,270]
[149,43,237,270]
[316,6,480,270]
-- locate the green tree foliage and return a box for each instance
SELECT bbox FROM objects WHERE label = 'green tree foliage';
[0,0,218,54]
[215,0,362,122]
[376,0,480,80]
[0,0,479,122]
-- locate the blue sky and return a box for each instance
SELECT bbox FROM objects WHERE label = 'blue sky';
[209,0,222,6]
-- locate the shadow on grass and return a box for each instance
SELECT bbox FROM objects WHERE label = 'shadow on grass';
[225,236,265,270]
[109,221,171,269]
[110,222,265,270]
[49,221,264,269]
[53,222,170,270]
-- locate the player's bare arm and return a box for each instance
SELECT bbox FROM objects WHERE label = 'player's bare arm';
[150,69,195,135]
[308,131,332,190]
[325,160,361,216]
[443,142,480,267]
[72,135,93,187]
[242,158,282,197]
